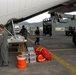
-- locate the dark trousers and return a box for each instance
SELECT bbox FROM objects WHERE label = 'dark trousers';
[35,37,40,45]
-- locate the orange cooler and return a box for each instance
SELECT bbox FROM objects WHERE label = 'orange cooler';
[17,55,26,70]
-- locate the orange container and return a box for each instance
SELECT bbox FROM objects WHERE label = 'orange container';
[17,55,26,70]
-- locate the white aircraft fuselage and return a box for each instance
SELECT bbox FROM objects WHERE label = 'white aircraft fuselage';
[0,0,69,25]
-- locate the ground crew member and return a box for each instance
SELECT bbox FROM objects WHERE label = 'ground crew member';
[34,27,40,45]
[19,25,28,47]
[0,24,9,67]
[20,25,27,39]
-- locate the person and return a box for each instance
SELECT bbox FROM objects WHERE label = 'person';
[20,25,27,39]
[0,24,9,67]
[34,27,40,45]
[29,27,33,35]
[19,25,27,48]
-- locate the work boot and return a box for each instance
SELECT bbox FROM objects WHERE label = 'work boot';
[1,64,8,67]
[0,61,8,67]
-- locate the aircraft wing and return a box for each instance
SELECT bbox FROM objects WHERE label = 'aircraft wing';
[0,0,70,25]
[49,0,76,16]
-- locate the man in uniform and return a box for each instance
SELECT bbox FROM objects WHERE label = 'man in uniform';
[34,27,40,45]
[19,25,28,48]
[0,24,9,67]
[20,25,27,39]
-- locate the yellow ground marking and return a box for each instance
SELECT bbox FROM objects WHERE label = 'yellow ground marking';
[28,37,76,75]
[28,37,76,51]
[27,38,34,43]
[52,53,76,75]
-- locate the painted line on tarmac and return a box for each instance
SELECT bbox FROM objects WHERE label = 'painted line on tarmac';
[51,53,76,75]
[27,38,34,43]
[28,37,76,75]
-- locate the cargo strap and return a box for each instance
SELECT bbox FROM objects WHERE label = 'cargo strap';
[36,47,43,52]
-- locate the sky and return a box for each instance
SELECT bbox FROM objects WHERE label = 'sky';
[65,11,76,15]
[25,12,50,23]
[25,11,76,23]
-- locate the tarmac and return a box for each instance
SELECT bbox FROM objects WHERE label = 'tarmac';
[0,30,76,75]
